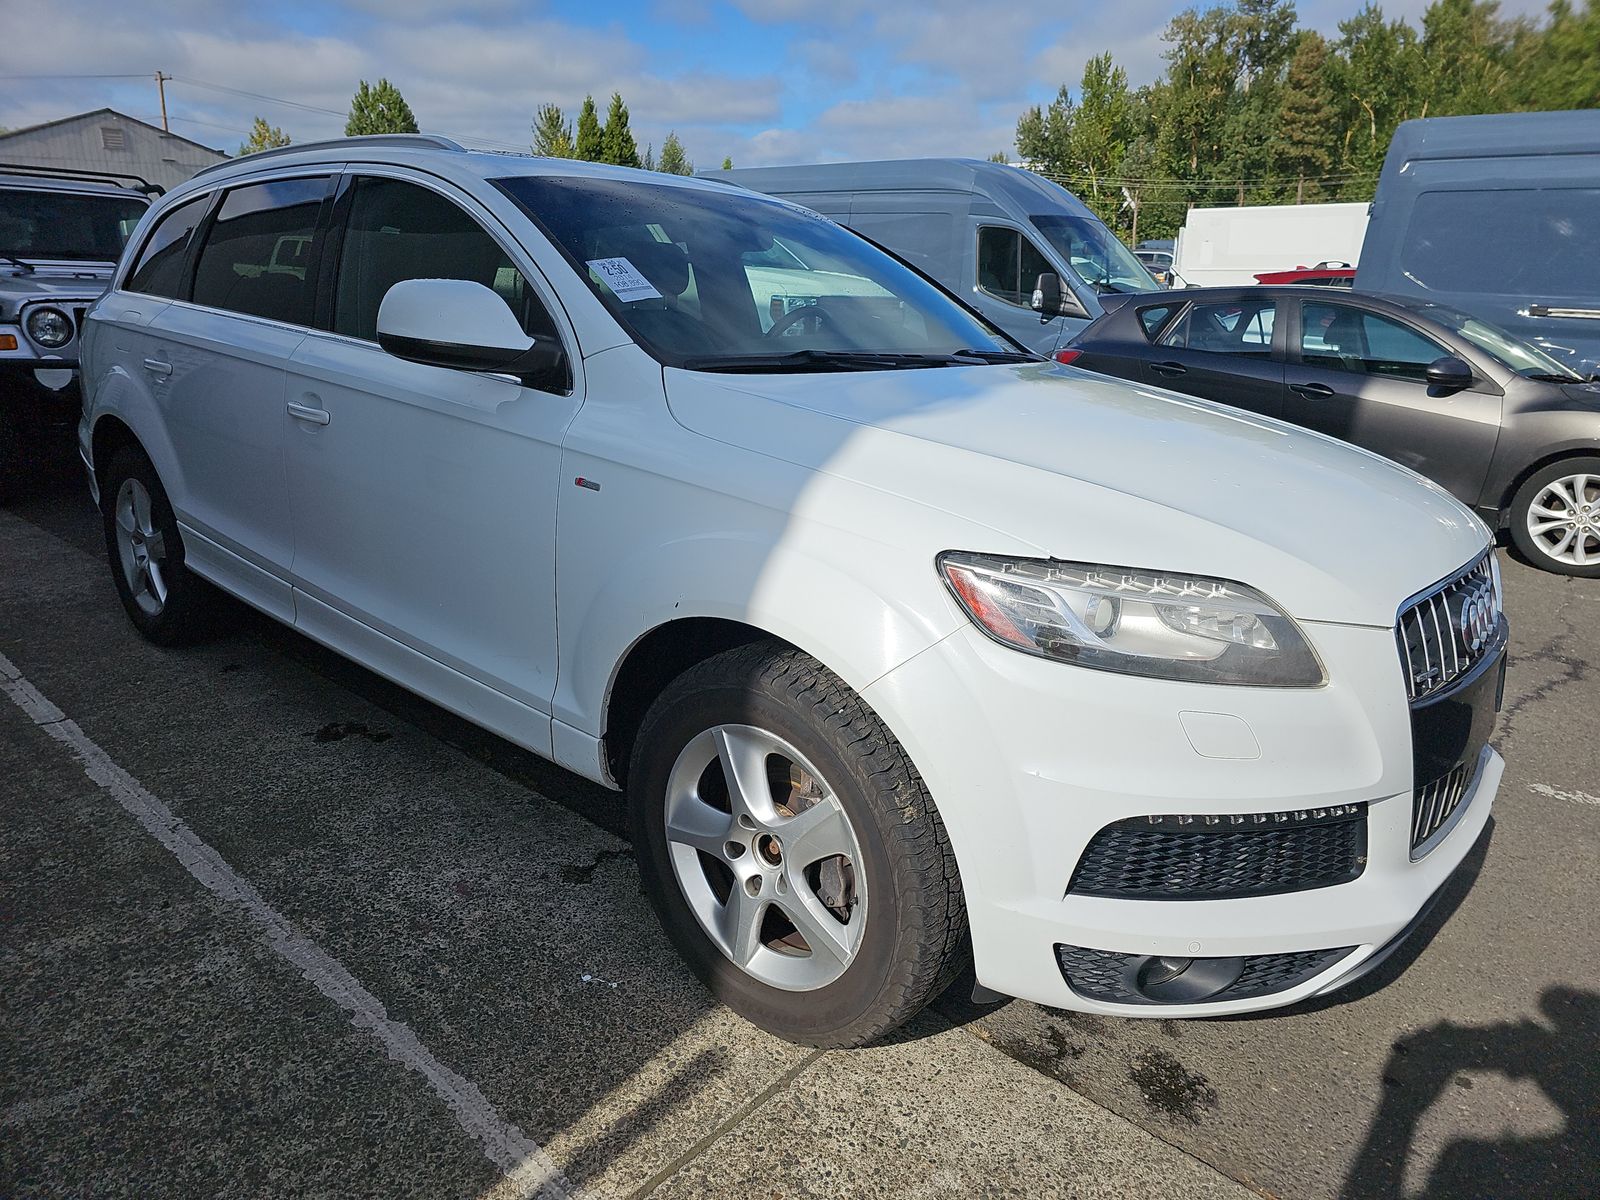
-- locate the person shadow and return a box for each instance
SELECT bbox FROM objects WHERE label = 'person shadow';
[1342,985,1600,1199]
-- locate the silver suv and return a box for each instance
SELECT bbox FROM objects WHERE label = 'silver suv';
[0,164,156,498]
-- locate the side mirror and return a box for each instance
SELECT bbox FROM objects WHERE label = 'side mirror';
[377,278,567,390]
[1030,272,1090,321]
[1424,355,1474,392]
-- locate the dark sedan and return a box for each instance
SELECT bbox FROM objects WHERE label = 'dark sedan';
[1063,286,1600,575]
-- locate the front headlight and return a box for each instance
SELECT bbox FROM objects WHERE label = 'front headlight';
[26,306,73,349]
[938,552,1324,687]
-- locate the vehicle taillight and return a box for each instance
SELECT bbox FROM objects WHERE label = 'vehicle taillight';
[1054,349,1082,365]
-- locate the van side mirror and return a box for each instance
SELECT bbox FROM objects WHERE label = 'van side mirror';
[1030,273,1090,321]
[1424,355,1474,393]
[376,278,568,391]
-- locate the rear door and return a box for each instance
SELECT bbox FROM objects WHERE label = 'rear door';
[141,173,334,620]
[1140,293,1287,418]
[1283,298,1503,504]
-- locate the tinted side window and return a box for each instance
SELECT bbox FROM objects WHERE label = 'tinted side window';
[1401,188,1600,297]
[1137,304,1177,340]
[126,194,209,299]
[190,178,330,325]
[1162,300,1275,355]
[976,226,1052,307]
[334,176,557,344]
[1301,303,1448,381]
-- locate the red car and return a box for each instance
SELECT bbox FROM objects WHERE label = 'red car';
[1254,261,1355,287]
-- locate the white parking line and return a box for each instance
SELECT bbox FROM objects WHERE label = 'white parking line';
[0,650,583,1200]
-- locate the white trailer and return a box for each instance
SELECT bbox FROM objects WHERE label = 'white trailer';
[1172,202,1370,287]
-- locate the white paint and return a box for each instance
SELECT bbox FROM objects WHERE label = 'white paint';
[0,651,581,1200]
[1528,782,1600,808]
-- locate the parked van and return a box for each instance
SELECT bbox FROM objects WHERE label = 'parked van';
[715,159,1157,353]
[1357,110,1600,378]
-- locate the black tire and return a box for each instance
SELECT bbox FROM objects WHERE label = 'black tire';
[1508,456,1600,578]
[99,445,217,643]
[629,640,968,1047]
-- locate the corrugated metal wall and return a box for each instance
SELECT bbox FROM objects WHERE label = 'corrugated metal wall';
[0,110,228,191]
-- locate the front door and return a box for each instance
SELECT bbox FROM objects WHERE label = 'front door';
[1284,299,1504,505]
[1141,294,1287,418]
[971,223,1078,353]
[282,173,582,726]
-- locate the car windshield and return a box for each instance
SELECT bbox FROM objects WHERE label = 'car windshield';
[493,174,1025,372]
[1425,304,1583,382]
[1029,213,1156,295]
[0,187,148,261]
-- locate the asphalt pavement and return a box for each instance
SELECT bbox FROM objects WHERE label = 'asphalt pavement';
[2,457,1595,1199]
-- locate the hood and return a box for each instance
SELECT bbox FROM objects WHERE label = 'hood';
[663,361,1490,627]
[0,262,116,320]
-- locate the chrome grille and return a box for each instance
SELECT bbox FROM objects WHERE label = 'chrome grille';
[1411,757,1475,857]
[1396,552,1502,703]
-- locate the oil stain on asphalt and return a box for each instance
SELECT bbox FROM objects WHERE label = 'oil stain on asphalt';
[1129,1048,1220,1124]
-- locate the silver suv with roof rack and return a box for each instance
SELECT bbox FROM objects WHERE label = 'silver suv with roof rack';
[1,162,159,498]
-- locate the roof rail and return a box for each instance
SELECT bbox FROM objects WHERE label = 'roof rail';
[192,134,469,180]
[0,161,163,196]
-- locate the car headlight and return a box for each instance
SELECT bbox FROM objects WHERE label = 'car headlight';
[938,552,1324,687]
[26,306,73,349]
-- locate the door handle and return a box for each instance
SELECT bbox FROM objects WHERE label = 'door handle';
[1290,382,1336,398]
[286,401,331,426]
[142,357,172,378]
[1527,303,1600,320]
[1150,361,1187,376]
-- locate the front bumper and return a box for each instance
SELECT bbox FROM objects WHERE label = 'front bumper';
[863,617,1501,1018]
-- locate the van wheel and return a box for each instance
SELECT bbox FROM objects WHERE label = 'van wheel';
[629,641,968,1047]
[1509,457,1600,577]
[100,446,216,643]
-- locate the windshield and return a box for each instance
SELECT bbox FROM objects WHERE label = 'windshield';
[0,188,148,261]
[493,175,1023,371]
[1425,304,1583,382]
[1030,214,1156,295]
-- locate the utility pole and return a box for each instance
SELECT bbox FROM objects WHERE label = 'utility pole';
[154,72,171,132]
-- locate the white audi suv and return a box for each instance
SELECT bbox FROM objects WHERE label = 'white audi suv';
[78,136,1507,1046]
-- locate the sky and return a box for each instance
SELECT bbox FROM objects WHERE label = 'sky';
[0,0,1554,169]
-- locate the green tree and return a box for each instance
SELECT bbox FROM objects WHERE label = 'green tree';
[1273,31,1337,200]
[600,91,641,168]
[1329,5,1426,193]
[1508,0,1600,110]
[1421,0,1514,115]
[657,131,693,175]
[531,103,574,158]
[344,78,419,136]
[239,115,290,156]
[721,156,733,170]
[574,95,604,162]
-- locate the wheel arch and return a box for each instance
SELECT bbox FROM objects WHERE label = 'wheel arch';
[1495,444,1600,524]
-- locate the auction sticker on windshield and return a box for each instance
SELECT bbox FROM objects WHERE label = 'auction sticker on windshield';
[587,257,662,303]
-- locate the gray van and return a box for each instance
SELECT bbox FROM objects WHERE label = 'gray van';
[1357,110,1600,379]
[714,158,1157,353]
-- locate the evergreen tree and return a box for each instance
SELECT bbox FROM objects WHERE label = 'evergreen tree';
[1273,32,1337,201]
[642,143,655,171]
[531,103,574,158]
[574,95,604,162]
[600,92,642,168]
[721,156,733,170]
[1508,0,1600,110]
[1421,0,1513,116]
[239,116,290,156]
[657,132,692,175]
[344,78,419,136]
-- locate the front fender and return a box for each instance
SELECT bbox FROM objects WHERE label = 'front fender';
[553,523,966,739]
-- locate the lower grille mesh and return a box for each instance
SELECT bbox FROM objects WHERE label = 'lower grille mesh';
[1055,944,1355,1006]
[1067,806,1367,901]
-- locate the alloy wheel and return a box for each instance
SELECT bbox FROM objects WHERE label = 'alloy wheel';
[663,724,867,991]
[1525,473,1599,567]
[114,477,169,616]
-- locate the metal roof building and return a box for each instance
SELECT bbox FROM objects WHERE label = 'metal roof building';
[0,108,228,191]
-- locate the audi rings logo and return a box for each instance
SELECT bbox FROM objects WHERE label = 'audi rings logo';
[1452,578,1497,656]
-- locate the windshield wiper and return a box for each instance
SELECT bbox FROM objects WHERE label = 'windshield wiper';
[1,254,35,275]
[679,349,971,373]
[1526,371,1583,383]
[951,347,1042,363]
